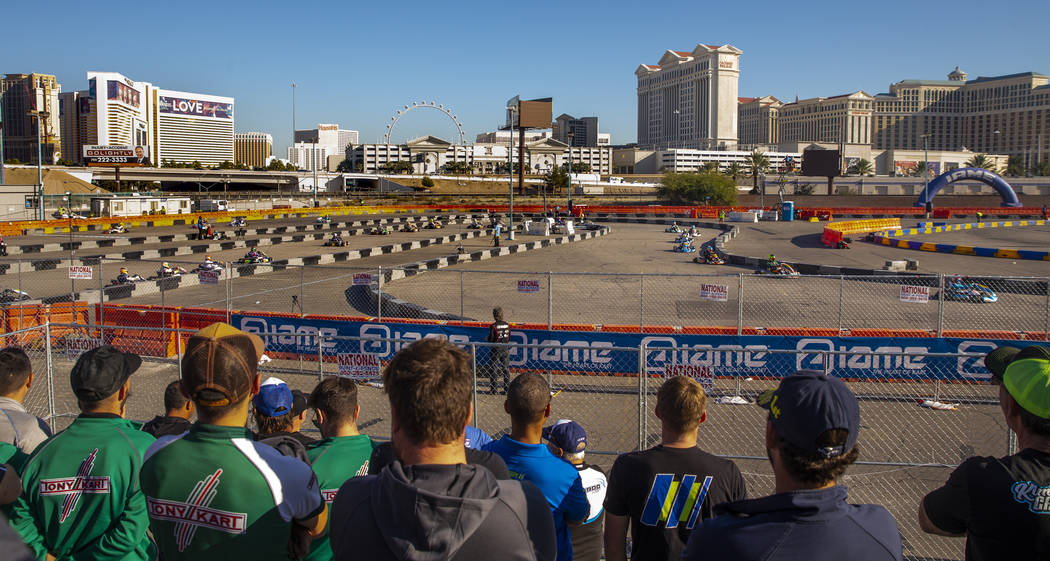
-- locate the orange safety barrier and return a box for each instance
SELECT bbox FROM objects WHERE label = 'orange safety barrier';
[940,329,1024,340]
[848,328,936,338]
[99,304,178,357]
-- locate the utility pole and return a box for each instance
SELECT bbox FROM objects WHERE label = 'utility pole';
[567,131,573,213]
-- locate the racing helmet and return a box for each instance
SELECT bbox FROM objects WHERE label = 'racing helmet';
[768,254,775,260]
[206,255,212,260]
[162,262,170,268]
[120,267,128,274]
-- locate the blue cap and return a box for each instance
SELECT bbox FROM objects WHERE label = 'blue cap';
[464,425,492,450]
[757,371,860,458]
[543,419,587,453]
[253,376,293,417]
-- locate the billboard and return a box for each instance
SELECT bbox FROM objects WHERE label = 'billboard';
[83,145,152,167]
[801,149,839,177]
[159,96,233,119]
[107,80,140,108]
[505,96,552,129]
[895,160,918,176]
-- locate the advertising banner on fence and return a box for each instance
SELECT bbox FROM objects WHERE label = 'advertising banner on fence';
[68,266,93,280]
[353,273,374,286]
[517,280,540,293]
[337,353,381,380]
[232,313,1013,382]
[900,285,930,303]
[66,337,97,360]
[699,284,729,302]
[664,364,714,391]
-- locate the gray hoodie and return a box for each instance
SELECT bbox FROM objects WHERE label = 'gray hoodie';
[0,397,51,455]
[331,461,556,561]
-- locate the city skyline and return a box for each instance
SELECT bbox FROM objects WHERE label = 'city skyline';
[4,0,1049,157]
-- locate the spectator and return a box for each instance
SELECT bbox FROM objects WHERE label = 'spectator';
[684,370,902,561]
[486,307,511,395]
[493,219,503,247]
[545,419,607,561]
[252,377,313,462]
[331,338,556,561]
[484,373,589,561]
[141,380,194,437]
[0,460,33,561]
[290,389,316,445]
[920,345,1050,559]
[140,322,326,560]
[9,346,155,561]
[303,377,373,561]
[604,376,746,561]
[465,424,493,450]
[369,422,510,479]
[0,347,51,455]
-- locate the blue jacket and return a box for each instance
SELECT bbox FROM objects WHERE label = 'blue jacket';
[683,486,902,561]
[484,436,588,561]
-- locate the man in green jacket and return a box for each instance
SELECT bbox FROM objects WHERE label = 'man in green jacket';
[303,376,373,561]
[140,322,327,561]
[10,346,156,561]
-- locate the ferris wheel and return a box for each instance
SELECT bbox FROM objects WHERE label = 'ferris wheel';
[383,101,466,145]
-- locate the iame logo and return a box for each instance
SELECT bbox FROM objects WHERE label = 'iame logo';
[795,339,928,373]
[239,317,339,353]
[1012,480,1050,513]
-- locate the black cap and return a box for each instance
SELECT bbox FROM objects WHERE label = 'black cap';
[70,346,142,401]
[986,345,1050,381]
[291,389,309,416]
[757,370,860,458]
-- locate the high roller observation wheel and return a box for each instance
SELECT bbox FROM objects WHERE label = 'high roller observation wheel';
[383,101,466,145]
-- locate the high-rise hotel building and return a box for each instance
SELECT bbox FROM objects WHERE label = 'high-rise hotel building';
[235,132,273,169]
[636,44,742,150]
[1,73,62,164]
[57,71,234,166]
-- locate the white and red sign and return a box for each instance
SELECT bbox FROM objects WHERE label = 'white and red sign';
[65,337,97,360]
[900,285,930,303]
[337,353,382,380]
[68,266,93,280]
[700,283,729,302]
[198,270,221,285]
[353,273,374,286]
[517,280,540,293]
[664,364,714,392]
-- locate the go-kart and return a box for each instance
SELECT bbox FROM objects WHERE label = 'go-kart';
[198,229,230,241]
[401,223,420,233]
[673,241,696,253]
[665,224,683,233]
[316,215,331,224]
[368,227,392,235]
[52,211,87,220]
[323,237,347,247]
[238,254,272,264]
[756,262,800,277]
[939,281,998,303]
[230,217,247,227]
[110,274,146,286]
[424,220,444,229]
[149,266,188,280]
[577,221,603,231]
[694,249,725,265]
[0,288,31,303]
[190,261,223,274]
[107,223,129,234]
[674,233,696,244]
[467,218,484,230]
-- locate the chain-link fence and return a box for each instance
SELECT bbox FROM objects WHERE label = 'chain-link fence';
[9,324,1010,560]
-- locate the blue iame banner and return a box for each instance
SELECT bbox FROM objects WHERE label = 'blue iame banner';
[232,314,1012,382]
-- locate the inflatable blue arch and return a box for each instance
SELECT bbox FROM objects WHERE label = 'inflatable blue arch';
[915,167,1021,207]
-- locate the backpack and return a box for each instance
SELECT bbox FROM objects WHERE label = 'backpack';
[258,434,311,465]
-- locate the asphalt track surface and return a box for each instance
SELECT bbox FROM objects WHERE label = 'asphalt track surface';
[4,211,1044,561]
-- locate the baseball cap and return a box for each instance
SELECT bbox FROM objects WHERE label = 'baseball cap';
[985,346,1022,380]
[254,377,293,417]
[997,346,1050,418]
[70,346,142,401]
[182,322,264,407]
[543,419,587,454]
[757,370,860,459]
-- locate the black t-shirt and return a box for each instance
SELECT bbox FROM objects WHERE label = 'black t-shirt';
[605,445,746,561]
[924,448,1050,561]
[368,441,511,480]
[488,321,510,343]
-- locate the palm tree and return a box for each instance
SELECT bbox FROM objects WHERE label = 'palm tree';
[744,150,769,195]
[726,162,743,183]
[700,162,719,174]
[854,159,873,176]
[912,161,928,178]
[967,153,993,170]
[1006,155,1025,176]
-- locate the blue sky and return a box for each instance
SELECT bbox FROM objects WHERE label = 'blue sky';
[6,0,1048,155]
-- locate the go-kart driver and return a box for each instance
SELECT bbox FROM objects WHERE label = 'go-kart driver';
[470,217,482,228]
[703,246,719,260]
[246,247,269,261]
[767,254,779,271]
[330,232,344,244]
[116,268,132,284]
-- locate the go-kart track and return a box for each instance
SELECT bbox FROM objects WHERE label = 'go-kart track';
[2,208,1048,561]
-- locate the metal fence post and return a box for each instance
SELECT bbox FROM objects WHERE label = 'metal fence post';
[317,334,324,382]
[460,271,465,326]
[737,274,744,336]
[225,261,232,323]
[299,265,305,317]
[471,344,479,427]
[637,343,646,451]
[937,274,945,336]
[44,322,55,426]
[547,271,553,330]
[837,275,844,335]
[98,259,105,342]
[377,266,383,323]
[639,274,644,333]
[823,350,832,375]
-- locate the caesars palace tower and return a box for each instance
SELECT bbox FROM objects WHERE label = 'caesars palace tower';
[636,44,741,150]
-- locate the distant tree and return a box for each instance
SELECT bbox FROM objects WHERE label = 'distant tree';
[420,176,435,188]
[55,158,74,166]
[544,165,569,192]
[192,161,204,170]
[217,160,237,170]
[850,159,873,176]
[380,160,413,174]
[569,162,591,173]
[336,159,354,173]
[1033,160,1050,177]
[658,171,737,205]
[699,161,719,174]
[913,161,928,178]
[744,150,769,194]
[442,161,471,175]
[4,158,22,165]
[796,183,816,195]
[966,153,993,170]
[725,162,743,183]
[1006,155,1025,176]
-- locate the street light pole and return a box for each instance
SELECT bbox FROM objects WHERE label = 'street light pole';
[67,191,74,302]
[508,108,515,239]
[567,131,573,214]
[291,83,297,149]
[29,110,49,220]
